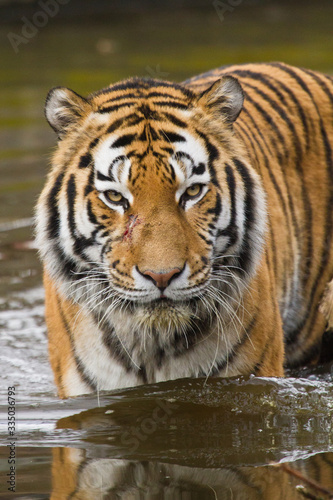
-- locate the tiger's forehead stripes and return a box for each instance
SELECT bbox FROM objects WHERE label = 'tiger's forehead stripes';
[63,81,196,177]
[91,77,194,108]
[92,109,211,193]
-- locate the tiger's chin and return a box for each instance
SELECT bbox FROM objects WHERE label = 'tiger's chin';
[132,298,195,335]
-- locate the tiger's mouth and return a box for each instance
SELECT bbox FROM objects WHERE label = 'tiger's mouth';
[134,294,200,310]
[132,296,188,313]
[129,295,201,334]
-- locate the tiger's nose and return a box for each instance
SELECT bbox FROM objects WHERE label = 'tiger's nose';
[138,267,183,291]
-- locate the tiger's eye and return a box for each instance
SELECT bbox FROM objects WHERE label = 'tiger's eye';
[185,184,202,198]
[105,190,124,203]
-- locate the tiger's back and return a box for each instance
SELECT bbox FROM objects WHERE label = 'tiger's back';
[191,62,333,367]
[36,62,333,397]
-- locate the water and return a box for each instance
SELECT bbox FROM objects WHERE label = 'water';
[1,1,333,498]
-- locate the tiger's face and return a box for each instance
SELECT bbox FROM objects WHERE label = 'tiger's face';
[36,77,266,337]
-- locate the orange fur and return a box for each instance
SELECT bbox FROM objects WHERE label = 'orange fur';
[36,63,333,397]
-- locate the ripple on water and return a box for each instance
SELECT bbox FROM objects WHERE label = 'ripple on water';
[0,286,55,403]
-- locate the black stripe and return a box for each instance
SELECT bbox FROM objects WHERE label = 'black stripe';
[153,101,188,110]
[78,152,92,169]
[87,198,101,227]
[100,239,112,260]
[112,134,136,148]
[161,158,175,178]
[126,114,145,126]
[239,106,299,244]
[89,138,99,149]
[102,92,141,104]
[195,129,219,186]
[101,81,149,92]
[160,131,186,143]
[107,117,126,133]
[235,117,287,283]
[148,306,212,364]
[96,313,146,379]
[233,158,256,275]
[161,146,174,155]
[96,171,111,182]
[270,63,309,94]
[58,297,97,391]
[172,320,208,357]
[213,192,222,224]
[67,175,77,237]
[235,121,262,172]
[105,78,193,95]
[175,151,193,163]
[99,102,137,113]
[207,192,222,219]
[137,128,148,142]
[84,168,95,196]
[137,103,158,120]
[102,326,135,372]
[217,164,237,247]
[242,89,288,158]
[169,163,176,181]
[273,64,333,347]
[162,112,187,128]
[302,68,333,108]
[47,170,65,239]
[234,159,255,226]
[232,68,310,150]
[148,91,187,101]
[287,338,322,368]
[67,176,101,259]
[106,114,144,133]
[150,126,159,141]
[242,80,313,285]
[54,244,85,281]
[108,155,127,180]
[192,162,205,176]
[197,232,212,245]
[289,120,333,346]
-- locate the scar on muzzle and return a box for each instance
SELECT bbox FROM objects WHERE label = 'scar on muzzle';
[123,215,143,242]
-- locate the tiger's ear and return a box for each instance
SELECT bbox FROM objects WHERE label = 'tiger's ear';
[45,87,91,138]
[197,76,244,124]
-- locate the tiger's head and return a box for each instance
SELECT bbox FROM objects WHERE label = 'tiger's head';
[36,76,266,339]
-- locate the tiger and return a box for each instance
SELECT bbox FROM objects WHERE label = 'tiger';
[50,448,333,499]
[35,62,333,398]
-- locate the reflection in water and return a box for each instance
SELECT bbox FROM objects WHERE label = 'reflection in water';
[54,376,333,466]
[49,376,333,498]
[50,449,333,500]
